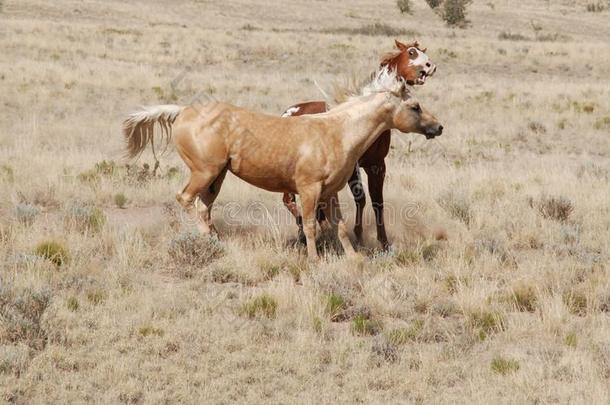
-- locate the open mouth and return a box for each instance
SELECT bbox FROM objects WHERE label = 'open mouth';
[416,70,429,85]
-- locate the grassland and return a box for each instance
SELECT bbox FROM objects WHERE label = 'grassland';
[1,0,609,403]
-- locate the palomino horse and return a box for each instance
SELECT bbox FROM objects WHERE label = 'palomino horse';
[123,68,442,259]
[282,40,437,249]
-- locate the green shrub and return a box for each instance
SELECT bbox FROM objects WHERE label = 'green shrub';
[113,193,128,209]
[33,240,70,267]
[491,356,520,375]
[240,294,277,319]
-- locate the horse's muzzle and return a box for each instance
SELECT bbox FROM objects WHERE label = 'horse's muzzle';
[425,125,443,139]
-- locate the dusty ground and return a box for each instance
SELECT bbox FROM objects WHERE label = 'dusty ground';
[1,0,609,403]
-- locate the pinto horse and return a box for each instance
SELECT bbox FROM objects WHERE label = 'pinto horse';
[123,68,442,259]
[282,40,437,249]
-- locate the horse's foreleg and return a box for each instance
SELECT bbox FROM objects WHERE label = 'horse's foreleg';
[298,183,322,259]
[347,165,366,245]
[320,193,357,257]
[364,162,389,250]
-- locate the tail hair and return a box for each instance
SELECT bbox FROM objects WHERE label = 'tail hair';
[123,104,183,160]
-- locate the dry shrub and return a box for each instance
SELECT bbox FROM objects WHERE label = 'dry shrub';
[322,23,417,37]
[531,195,574,222]
[13,203,40,226]
[438,190,473,226]
[371,338,399,364]
[0,287,51,350]
[168,231,224,269]
[586,2,606,12]
[63,203,106,233]
[425,0,443,8]
[442,0,472,27]
[396,0,413,14]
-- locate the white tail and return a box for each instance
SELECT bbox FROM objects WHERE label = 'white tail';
[123,104,183,159]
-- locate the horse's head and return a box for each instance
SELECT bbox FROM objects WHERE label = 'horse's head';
[381,40,436,86]
[388,83,443,139]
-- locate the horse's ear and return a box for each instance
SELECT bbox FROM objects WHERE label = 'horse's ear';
[395,39,408,51]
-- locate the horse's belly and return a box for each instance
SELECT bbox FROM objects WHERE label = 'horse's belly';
[229,159,296,193]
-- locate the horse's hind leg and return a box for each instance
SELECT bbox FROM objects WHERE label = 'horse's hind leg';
[176,165,227,234]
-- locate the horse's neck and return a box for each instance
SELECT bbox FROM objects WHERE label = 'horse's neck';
[340,96,391,157]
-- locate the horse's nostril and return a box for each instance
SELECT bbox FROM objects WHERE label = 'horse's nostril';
[438,125,444,134]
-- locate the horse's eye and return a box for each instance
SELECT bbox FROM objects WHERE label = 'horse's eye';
[411,104,421,113]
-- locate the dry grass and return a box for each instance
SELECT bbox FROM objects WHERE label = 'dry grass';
[0,0,609,403]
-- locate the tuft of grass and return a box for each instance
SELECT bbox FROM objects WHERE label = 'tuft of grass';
[395,248,420,266]
[594,115,610,131]
[86,290,106,306]
[491,356,520,375]
[396,0,413,14]
[564,332,578,348]
[168,231,224,268]
[563,290,587,316]
[468,310,506,340]
[0,164,14,183]
[509,285,538,312]
[66,296,79,311]
[113,193,128,209]
[138,325,164,337]
[325,293,347,321]
[531,195,573,222]
[64,203,106,233]
[351,314,382,336]
[240,294,277,319]
[422,243,442,262]
[387,321,423,345]
[33,240,70,267]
